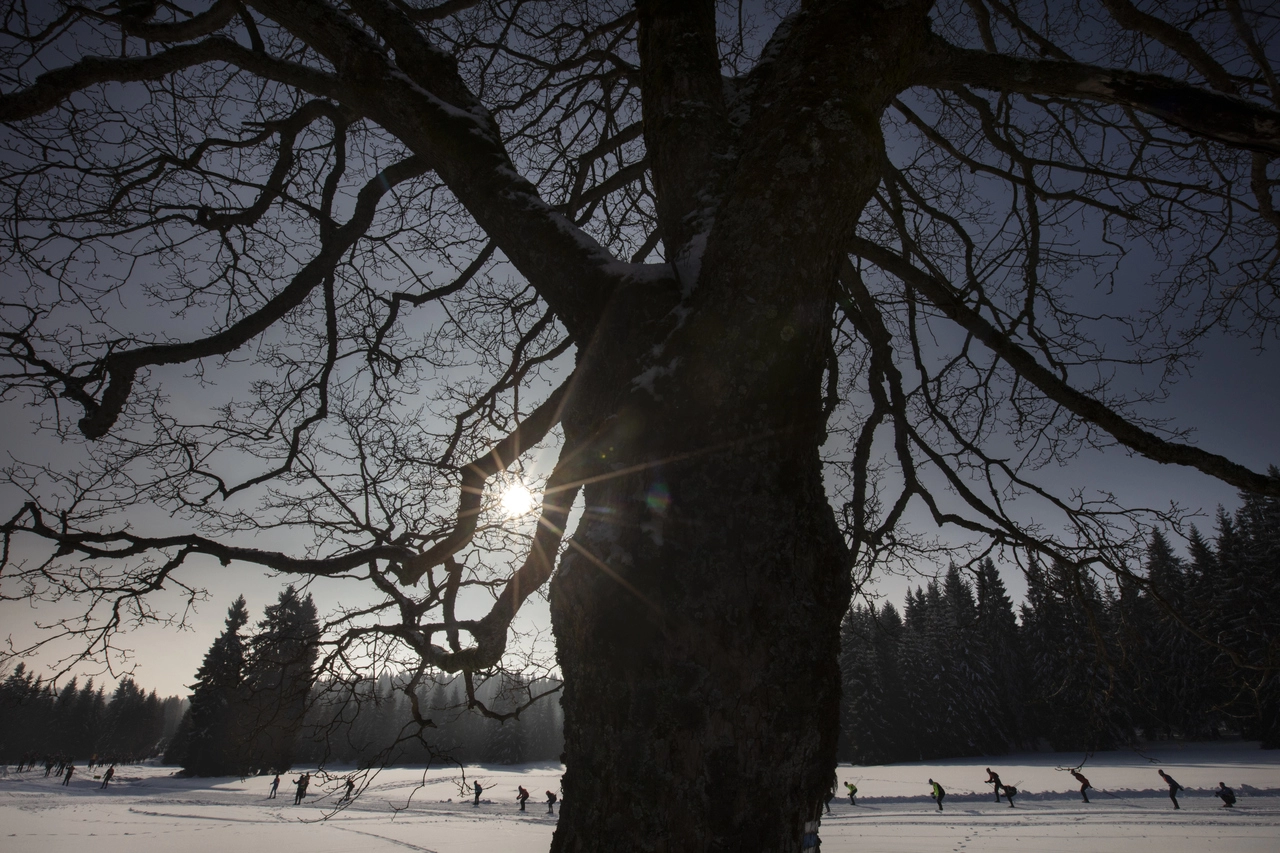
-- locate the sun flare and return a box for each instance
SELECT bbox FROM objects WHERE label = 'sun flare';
[499,481,539,518]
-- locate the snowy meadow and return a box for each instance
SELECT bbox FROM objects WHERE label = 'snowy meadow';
[2,742,1278,852]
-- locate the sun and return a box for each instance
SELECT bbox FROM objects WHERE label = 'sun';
[499,480,539,518]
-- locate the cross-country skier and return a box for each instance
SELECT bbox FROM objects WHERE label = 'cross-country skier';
[1214,782,1236,808]
[1157,769,1183,810]
[62,763,74,786]
[929,778,945,811]
[268,774,280,799]
[844,781,858,805]
[474,781,483,806]
[985,768,1003,802]
[1070,769,1091,803]
[293,772,309,805]
[546,790,558,815]
[342,778,355,802]
[1002,783,1017,808]
[517,785,530,812]
[99,765,114,789]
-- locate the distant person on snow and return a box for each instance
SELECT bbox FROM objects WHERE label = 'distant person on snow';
[342,778,355,802]
[268,774,280,799]
[824,774,836,814]
[293,773,310,805]
[62,764,74,786]
[100,766,115,789]
[474,781,483,806]
[1070,769,1091,803]
[985,768,1003,802]
[1214,782,1236,808]
[844,781,858,805]
[546,790,558,815]
[929,778,945,811]
[1001,783,1017,808]
[1157,769,1183,810]
[517,786,530,812]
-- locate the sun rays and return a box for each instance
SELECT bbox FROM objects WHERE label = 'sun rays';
[498,478,539,518]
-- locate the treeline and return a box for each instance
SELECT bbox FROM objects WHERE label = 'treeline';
[0,667,185,764]
[164,584,563,775]
[297,672,565,767]
[838,486,1280,764]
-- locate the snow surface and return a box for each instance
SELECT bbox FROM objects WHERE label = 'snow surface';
[2,742,1279,852]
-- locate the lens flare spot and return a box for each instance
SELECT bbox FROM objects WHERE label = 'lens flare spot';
[645,481,671,515]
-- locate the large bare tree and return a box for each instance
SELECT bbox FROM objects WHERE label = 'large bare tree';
[2,0,1278,849]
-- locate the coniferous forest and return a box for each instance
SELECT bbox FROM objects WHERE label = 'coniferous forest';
[162,585,565,775]
[297,672,566,770]
[0,669,185,766]
[4,489,1275,773]
[838,487,1280,764]
[0,584,563,775]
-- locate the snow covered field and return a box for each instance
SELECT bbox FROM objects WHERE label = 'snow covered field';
[2,741,1278,852]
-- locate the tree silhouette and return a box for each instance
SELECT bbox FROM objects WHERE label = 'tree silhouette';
[1,1,1278,848]
[243,586,319,773]
[174,596,250,776]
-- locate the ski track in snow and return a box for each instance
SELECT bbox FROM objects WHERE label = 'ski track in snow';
[2,743,1279,852]
[329,823,443,853]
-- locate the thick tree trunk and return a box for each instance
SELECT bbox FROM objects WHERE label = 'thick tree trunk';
[548,258,851,852]
[545,6,934,846]
[549,440,847,852]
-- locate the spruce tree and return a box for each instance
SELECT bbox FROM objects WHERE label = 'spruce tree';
[975,558,1026,749]
[101,677,148,759]
[1024,560,1132,750]
[871,602,908,762]
[1111,570,1161,739]
[1020,560,1070,747]
[838,604,888,763]
[1226,482,1280,746]
[178,596,250,776]
[242,586,319,773]
[939,565,1001,755]
[1181,523,1226,739]
[1141,530,1219,739]
[486,718,527,765]
[898,585,945,758]
[0,664,45,761]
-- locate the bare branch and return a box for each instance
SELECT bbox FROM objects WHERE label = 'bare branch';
[12,154,429,440]
[920,38,1280,156]
[849,237,1280,497]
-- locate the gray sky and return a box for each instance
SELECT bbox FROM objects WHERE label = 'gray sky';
[2,321,1274,697]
